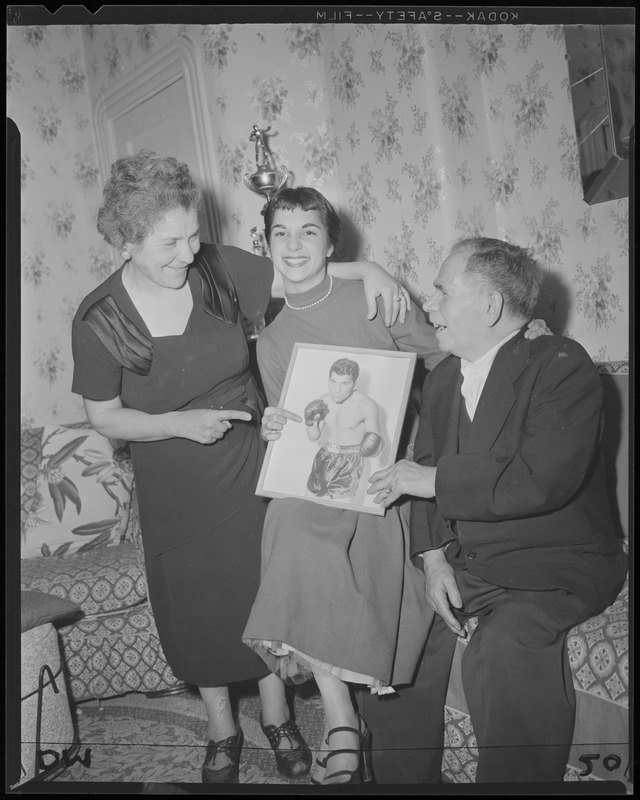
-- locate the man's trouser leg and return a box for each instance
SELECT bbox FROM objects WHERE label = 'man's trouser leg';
[458,576,594,783]
[355,616,458,784]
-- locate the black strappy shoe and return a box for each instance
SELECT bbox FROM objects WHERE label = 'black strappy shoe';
[260,717,313,778]
[315,718,373,786]
[310,737,329,785]
[201,729,244,784]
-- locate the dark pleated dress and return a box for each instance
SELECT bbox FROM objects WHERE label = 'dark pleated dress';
[72,244,273,687]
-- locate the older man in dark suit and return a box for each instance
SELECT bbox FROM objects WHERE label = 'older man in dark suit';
[368,237,626,784]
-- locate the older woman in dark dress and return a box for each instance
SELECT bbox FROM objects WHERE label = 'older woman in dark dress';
[71,150,409,783]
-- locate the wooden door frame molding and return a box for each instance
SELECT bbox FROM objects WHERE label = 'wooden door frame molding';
[93,35,221,243]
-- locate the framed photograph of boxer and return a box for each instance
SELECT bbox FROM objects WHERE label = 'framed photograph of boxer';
[256,343,417,515]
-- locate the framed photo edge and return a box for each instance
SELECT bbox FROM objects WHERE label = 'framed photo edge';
[256,343,417,516]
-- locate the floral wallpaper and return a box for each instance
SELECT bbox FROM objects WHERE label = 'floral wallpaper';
[8,22,630,426]
[8,24,108,427]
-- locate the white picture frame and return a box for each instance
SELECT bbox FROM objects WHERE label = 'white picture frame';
[256,343,417,515]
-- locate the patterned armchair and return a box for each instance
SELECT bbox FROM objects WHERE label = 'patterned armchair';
[20,423,182,703]
[441,362,630,786]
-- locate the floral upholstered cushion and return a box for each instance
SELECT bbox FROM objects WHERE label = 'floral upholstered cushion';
[567,582,629,706]
[21,424,134,559]
[21,542,147,616]
[20,425,43,498]
[59,609,181,701]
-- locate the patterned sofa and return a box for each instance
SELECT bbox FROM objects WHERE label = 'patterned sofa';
[441,362,630,787]
[20,423,182,703]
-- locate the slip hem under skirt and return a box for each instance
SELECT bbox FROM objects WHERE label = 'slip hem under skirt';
[243,637,396,695]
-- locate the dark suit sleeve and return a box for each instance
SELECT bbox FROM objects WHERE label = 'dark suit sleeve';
[436,341,603,522]
[409,375,456,560]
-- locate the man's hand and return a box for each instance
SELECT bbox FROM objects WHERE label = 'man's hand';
[261,406,302,442]
[422,549,465,637]
[525,318,552,338]
[367,459,436,507]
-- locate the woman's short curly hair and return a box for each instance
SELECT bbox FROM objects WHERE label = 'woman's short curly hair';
[96,150,203,250]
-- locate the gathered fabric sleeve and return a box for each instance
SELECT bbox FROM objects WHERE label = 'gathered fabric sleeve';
[388,301,444,371]
[216,245,273,324]
[71,315,123,401]
[256,333,287,407]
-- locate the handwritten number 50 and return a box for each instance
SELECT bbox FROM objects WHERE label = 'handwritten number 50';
[578,753,625,777]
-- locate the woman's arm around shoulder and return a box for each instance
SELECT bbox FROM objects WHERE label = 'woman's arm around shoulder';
[328,260,411,326]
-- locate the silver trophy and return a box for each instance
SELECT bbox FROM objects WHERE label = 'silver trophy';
[243,125,289,200]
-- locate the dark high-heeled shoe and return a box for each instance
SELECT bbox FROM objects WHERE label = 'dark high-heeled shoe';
[316,718,374,786]
[260,717,312,778]
[201,730,244,784]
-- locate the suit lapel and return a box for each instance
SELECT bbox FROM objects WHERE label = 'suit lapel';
[430,361,464,456]
[466,328,530,452]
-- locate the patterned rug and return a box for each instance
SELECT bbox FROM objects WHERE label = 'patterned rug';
[53,684,326,786]
[45,681,619,789]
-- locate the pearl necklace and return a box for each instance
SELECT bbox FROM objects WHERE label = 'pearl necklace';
[284,276,333,310]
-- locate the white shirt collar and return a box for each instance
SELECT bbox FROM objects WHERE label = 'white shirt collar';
[460,329,520,419]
